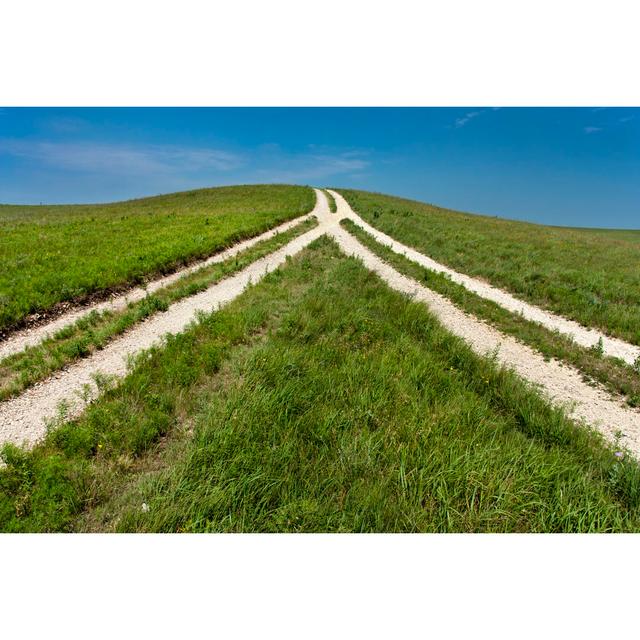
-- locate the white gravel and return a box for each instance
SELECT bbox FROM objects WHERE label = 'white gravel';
[0,211,316,362]
[3,186,639,461]
[327,198,640,458]
[0,190,332,449]
[329,189,640,367]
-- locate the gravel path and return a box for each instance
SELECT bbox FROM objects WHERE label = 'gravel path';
[329,190,640,367]
[3,186,638,459]
[327,199,640,457]
[0,190,332,449]
[0,211,316,362]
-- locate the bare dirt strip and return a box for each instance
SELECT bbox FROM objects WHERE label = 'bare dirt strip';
[0,210,317,362]
[329,190,640,367]
[328,190,640,458]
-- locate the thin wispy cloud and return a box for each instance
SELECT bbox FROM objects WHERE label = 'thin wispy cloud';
[454,111,483,128]
[619,115,634,123]
[253,146,371,183]
[43,116,91,134]
[452,107,501,128]
[0,138,374,190]
[0,139,244,175]
[584,126,602,134]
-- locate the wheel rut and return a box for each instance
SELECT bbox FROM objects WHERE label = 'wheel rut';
[2,187,638,460]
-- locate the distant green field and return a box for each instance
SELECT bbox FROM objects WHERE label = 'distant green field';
[338,189,640,345]
[0,184,314,333]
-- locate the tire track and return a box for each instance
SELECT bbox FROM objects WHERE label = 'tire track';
[329,189,640,367]
[0,190,332,449]
[0,210,317,362]
[328,206,640,458]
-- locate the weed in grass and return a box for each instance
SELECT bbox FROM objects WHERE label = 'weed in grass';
[591,336,605,358]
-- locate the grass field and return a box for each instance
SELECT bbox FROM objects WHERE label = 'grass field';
[0,184,314,334]
[2,238,639,533]
[342,219,640,407]
[337,189,640,345]
[0,217,318,401]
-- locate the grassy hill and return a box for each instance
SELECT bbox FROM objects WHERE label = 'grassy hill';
[1,185,639,532]
[0,184,314,334]
[337,189,640,345]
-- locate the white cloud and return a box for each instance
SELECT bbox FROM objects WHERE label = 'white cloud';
[0,138,374,188]
[584,126,602,134]
[43,116,91,134]
[0,139,244,174]
[451,107,504,128]
[252,147,371,183]
[454,111,483,128]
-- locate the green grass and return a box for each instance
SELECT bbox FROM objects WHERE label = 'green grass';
[0,184,314,334]
[2,238,640,533]
[336,188,640,345]
[324,189,337,213]
[341,219,640,407]
[0,217,318,401]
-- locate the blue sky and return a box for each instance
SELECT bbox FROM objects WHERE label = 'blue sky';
[0,107,638,228]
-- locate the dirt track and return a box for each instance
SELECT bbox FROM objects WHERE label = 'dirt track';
[331,190,640,367]
[0,212,316,361]
[1,187,638,458]
[328,189,640,457]
[0,192,333,448]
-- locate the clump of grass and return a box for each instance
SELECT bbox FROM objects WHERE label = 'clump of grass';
[341,218,640,407]
[0,217,318,401]
[2,238,639,533]
[336,188,640,345]
[591,336,605,358]
[324,189,337,213]
[0,184,315,334]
